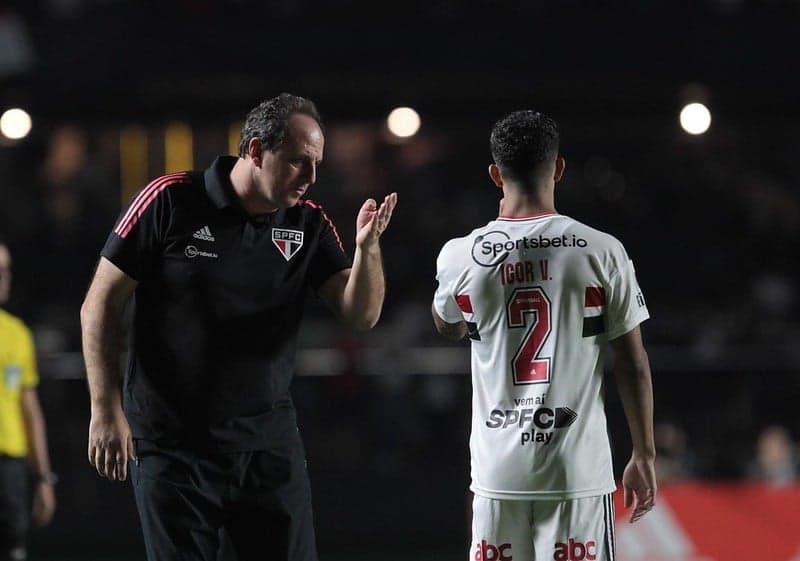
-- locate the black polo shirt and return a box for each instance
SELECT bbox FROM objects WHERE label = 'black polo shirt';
[101,156,351,451]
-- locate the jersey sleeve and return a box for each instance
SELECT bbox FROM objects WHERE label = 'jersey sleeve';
[433,240,465,323]
[19,323,38,389]
[308,210,352,290]
[604,247,650,340]
[100,184,172,281]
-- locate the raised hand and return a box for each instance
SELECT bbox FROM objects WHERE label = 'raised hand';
[355,193,398,248]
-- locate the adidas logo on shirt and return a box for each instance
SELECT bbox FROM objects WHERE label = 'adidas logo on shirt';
[193,226,215,242]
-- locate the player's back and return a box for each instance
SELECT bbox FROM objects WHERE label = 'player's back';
[434,212,648,500]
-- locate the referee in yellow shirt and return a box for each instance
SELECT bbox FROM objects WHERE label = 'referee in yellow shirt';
[0,238,55,561]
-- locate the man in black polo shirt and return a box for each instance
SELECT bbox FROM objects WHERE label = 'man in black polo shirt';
[80,93,397,561]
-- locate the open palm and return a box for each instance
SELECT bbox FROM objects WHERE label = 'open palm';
[355,193,398,248]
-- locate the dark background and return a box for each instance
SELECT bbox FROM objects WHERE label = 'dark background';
[1,1,799,559]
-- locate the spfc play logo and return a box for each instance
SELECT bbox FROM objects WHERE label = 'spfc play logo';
[272,228,304,261]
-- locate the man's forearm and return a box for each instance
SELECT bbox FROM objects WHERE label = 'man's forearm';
[81,300,125,410]
[22,391,52,478]
[615,349,655,457]
[342,243,385,330]
[431,303,468,341]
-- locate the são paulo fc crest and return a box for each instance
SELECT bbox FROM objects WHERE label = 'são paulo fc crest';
[272,228,304,261]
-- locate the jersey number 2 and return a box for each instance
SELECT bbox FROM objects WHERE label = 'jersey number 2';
[507,287,552,385]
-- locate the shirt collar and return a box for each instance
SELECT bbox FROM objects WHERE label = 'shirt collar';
[204,155,239,209]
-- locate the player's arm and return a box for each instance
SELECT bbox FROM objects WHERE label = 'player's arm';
[319,193,397,330]
[610,325,656,523]
[21,389,56,526]
[431,240,468,341]
[431,303,468,341]
[80,257,137,482]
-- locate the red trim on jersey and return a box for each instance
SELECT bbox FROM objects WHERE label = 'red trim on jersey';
[585,287,606,307]
[115,172,187,234]
[456,294,473,313]
[115,172,189,238]
[497,211,558,221]
[298,199,344,252]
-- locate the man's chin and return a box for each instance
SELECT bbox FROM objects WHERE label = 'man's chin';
[284,193,305,207]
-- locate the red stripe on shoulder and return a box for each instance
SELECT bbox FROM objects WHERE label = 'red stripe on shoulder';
[115,172,187,233]
[298,199,345,252]
[115,172,190,238]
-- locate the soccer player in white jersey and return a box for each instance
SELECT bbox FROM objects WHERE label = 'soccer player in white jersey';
[432,110,656,561]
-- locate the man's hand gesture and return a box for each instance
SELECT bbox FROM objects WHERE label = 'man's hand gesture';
[355,193,398,249]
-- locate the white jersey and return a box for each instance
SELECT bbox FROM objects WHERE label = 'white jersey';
[434,212,649,500]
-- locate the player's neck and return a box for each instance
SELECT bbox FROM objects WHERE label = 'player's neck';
[499,192,556,219]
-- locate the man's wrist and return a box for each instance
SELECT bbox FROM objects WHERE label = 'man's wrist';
[355,240,381,254]
[90,394,122,413]
[632,448,656,460]
[35,471,59,485]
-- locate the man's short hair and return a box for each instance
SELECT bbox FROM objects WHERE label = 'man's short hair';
[490,110,559,182]
[238,93,322,157]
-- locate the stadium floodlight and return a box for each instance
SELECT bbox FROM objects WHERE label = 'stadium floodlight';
[387,107,421,138]
[0,108,32,140]
[679,102,711,135]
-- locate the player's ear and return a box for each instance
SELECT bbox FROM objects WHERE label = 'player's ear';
[247,138,263,166]
[488,164,504,188]
[554,156,566,183]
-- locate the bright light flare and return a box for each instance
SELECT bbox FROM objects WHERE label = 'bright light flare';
[679,103,711,135]
[0,108,32,140]
[386,107,421,138]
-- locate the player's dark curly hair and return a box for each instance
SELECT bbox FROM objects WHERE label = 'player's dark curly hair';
[238,93,322,157]
[490,110,559,182]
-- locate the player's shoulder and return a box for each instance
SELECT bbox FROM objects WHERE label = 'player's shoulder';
[144,170,195,193]
[556,214,627,253]
[0,308,32,341]
[294,198,328,218]
[288,199,346,249]
[438,220,497,258]
[130,170,196,206]
[291,198,342,229]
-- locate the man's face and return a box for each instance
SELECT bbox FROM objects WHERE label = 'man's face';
[0,244,11,306]
[257,113,324,210]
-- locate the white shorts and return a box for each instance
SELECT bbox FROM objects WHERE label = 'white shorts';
[470,493,616,561]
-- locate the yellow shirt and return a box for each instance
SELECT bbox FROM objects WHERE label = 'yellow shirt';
[0,308,38,457]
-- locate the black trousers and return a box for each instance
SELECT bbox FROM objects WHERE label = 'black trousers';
[0,456,28,561]
[131,436,318,561]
